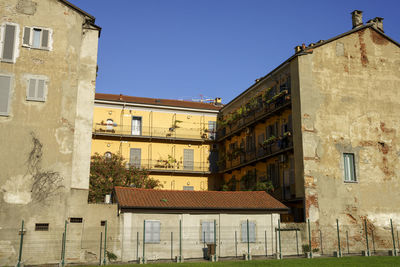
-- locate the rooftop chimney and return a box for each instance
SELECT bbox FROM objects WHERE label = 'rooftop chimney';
[368,17,384,32]
[214,97,222,105]
[294,45,301,53]
[351,10,363,28]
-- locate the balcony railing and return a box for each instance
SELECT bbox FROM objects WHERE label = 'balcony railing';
[93,124,216,141]
[129,160,210,173]
[217,92,291,140]
[220,136,293,172]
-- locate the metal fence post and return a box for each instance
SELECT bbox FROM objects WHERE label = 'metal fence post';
[336,219,341,257]
[99,232,102,265]
[214,219,217,258]
[143,220,146,263]
[62,220,67,267]
[136,232,139,261]
[103,220,107,265]
[265,230,268,256]
[296,229,299,256]
[346,230,349,254]
[371,229,376,254]
[278,219,282,259]
[319,230,323,255]
[179,219,182,260]
[171,232,174,260]
[17,220,24,267]
[390,219,397,256]
[307,219,312,258]
[235,230,237,258]
[247,219,250,258]
[364,219,370,256]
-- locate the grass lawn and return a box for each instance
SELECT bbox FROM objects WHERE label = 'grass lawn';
[76,256,400,267]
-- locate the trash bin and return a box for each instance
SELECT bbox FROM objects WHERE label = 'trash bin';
[207,243,216,259]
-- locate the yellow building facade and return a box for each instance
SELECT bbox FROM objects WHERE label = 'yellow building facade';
[92,93,220,191]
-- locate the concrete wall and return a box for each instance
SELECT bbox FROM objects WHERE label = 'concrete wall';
[298,27,400,251]
[0,0,99,265]
[120,212,282,261]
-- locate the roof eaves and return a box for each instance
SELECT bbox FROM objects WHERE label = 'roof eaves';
[119,205,289,212]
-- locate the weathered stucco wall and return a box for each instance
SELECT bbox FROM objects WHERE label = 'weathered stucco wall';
[298,27,400,251]
[0,0,99,265]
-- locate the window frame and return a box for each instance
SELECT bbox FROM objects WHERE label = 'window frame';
[26,76,48,102]
[201,220,215,244]
[22,26,52,51]
[0,22,20,63]
[144,220,161,244]
[343,153,357,182]
[241,221,256,243]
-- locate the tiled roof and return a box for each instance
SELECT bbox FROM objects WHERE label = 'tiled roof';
[95,93,221,111]
[113,187,288,212]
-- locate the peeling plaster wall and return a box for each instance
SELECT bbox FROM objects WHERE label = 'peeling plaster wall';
[0,0,99,265]
[298,28,400,251]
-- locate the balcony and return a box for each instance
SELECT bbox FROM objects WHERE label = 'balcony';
[130,160,210,174]
[217,92,291,141]
[220,135,293,173]
[93,124,216,142]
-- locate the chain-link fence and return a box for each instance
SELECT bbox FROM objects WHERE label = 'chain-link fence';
[1,216,400,266]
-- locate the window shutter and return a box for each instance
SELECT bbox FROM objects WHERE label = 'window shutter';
[28,79,36,99]
[249,222,256,242]
[241,222,247,242]
[23,27,31,46]
[153,221,160,243]
[0,75,12,115]
[2,24,17,61]
[145,220,152,243]
[37,79,45,99]
[41,29,49,48]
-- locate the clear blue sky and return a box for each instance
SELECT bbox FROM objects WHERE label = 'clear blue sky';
[70,0,400,103]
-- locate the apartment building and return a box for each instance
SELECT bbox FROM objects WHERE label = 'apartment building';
[92,93,221,191]
[217,9,400,237]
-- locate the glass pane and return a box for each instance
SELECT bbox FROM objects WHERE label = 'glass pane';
[33,29,41,48]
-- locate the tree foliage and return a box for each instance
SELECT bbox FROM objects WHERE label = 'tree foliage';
[89,153,162,203]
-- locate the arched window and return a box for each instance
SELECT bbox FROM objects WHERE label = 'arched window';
[104,151,112,159]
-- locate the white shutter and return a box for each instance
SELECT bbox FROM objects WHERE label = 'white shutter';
[37,79,45,99]
[41,29,49,49]
[2,24,17,62]
[0,75,12,115]
[27,79,36,99]
[23,27,31,46]
[241,222,247,242]
[241,221,256,242]
[145,220,160,243]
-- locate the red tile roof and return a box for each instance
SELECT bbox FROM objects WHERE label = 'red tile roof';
[95,93,221,111]
[113,187,288,212]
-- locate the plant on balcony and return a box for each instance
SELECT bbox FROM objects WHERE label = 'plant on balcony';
[263,135,277,146]
[217,153,227,169]
[169,120,183,132]
[88,153,162,203]
[232,147,244,159]
[283,131,292,137]
[221,177,237,191]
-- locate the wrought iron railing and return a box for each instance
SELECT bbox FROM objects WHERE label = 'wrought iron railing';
[93,124,216,141]
[129,160,210,173]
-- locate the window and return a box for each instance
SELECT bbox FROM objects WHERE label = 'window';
[22,27,52,50]
[145,220,160,243]
[129,148,141,168]
[106,119,114,131]
[1,23,19,63]
[201,221,215,243]
[131,116,142,135]
[208,121,216,140]
[26,77,47,102]
[241,221,256,242]
[343,153,356,182]
[183,149,194,170]
[0,75,12,116]
[100,220,106,226]
[35,223,49,231]
[69,217,83,223]
[183,186,194,191]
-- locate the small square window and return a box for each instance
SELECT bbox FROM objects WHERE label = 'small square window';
[35,223,49,231]
[101,220,106,226]
[343,153,356,182]
[69,217,83,223]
